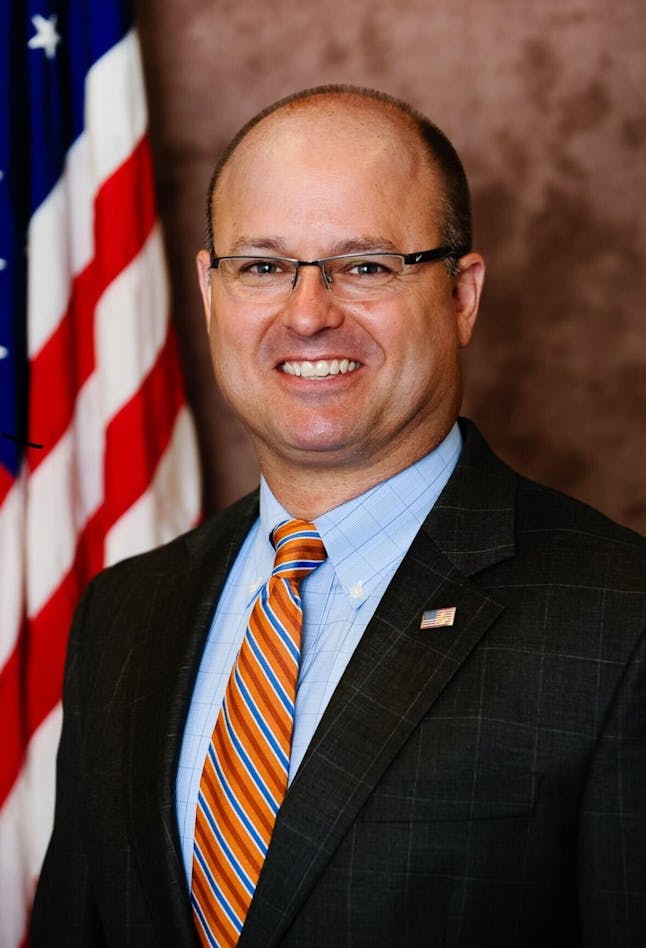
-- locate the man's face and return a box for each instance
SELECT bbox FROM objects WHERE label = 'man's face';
[197,100,484,487]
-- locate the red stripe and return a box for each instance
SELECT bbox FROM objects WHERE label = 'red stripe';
[0,629,28,806]
[0,463,14,506]
[28,135,157,474]
[0,324,185,805]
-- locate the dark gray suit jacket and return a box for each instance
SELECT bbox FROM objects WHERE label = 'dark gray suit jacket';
[31,420,646,947]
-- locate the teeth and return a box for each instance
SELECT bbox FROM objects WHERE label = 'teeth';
[281,359,358,378]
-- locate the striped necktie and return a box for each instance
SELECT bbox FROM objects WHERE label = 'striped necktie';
[191,519,327,948]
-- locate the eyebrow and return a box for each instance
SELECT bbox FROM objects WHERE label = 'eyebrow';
[225,235,402,257]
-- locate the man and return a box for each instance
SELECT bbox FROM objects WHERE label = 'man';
[32,86,645,947]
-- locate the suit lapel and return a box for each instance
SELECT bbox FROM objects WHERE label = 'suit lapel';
[240,420,518,946]
[125,493,260,947]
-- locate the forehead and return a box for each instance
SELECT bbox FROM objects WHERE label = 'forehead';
[212,98,443,251]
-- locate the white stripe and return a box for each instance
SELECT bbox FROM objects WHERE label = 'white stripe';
[0,705,62,948]
[84,31,147,187]
[94,225,170,422]
[0,475,25,670]
[25,428,84,617]
[28,29,147,358]
[104,407,200,566]
[25,372,104,616]
[27,135,91,357]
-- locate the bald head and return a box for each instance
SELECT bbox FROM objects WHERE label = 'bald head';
[205,85,472,272]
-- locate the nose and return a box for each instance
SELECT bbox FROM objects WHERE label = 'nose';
[280,263,345,336]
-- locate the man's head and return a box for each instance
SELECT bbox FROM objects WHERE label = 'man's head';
[197,86,485,516]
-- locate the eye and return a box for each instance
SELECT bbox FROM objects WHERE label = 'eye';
[238,258,287,276]
[351,261,389,276]
[338,255,399,279]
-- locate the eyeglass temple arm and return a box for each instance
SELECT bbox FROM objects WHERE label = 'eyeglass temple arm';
[401,246,469,265]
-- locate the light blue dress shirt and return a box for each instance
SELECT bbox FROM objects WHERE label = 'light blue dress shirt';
[175,423,462,883]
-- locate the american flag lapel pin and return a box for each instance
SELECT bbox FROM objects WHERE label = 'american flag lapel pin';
[420,606,457,630]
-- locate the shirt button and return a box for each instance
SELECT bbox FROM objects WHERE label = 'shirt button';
[349,581,364,600]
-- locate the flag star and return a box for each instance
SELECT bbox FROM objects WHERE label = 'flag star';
[0,259,7,270]
[0,345,9,360]
[28,14,61,60]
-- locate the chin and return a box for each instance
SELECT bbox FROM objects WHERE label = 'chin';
[280,427,362,464]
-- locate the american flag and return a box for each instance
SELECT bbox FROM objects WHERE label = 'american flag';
[419,607,457,630]
[0,3,201,944]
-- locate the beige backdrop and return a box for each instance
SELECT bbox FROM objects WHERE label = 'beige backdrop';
[135,0,646,533]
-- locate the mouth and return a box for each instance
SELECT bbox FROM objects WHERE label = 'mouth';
[279,358,360,379]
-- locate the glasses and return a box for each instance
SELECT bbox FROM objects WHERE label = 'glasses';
[209,246,467,303]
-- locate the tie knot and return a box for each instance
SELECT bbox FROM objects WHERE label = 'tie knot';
[271,519,326,582]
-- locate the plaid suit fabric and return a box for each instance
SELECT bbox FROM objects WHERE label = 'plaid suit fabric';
[30,421,646,948]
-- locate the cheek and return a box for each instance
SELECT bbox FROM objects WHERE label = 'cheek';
[209,303,257,368]
[390,311,460,394]
[208,317,249,405]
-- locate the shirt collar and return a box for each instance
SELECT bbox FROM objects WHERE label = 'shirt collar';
[259,423,462,610]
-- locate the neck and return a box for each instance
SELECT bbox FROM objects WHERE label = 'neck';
[262,466,387,521]
[256,427,455,521]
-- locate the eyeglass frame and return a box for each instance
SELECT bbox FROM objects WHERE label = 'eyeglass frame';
[208,245,469,300]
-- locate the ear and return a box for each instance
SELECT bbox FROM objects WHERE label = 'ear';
[452,252,485,347]
[196,249,213,332]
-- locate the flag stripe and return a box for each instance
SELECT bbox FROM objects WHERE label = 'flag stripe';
[0,477,25,669]
[0,466,17,507]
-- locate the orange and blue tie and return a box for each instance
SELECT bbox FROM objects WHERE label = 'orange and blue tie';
[191,519,327,948]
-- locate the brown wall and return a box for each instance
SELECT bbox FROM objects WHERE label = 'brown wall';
[135,0,646,533]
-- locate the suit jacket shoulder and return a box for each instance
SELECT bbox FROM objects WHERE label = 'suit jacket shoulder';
[444,417,645,578]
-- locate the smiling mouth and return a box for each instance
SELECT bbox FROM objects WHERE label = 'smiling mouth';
[280,358,359,378]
